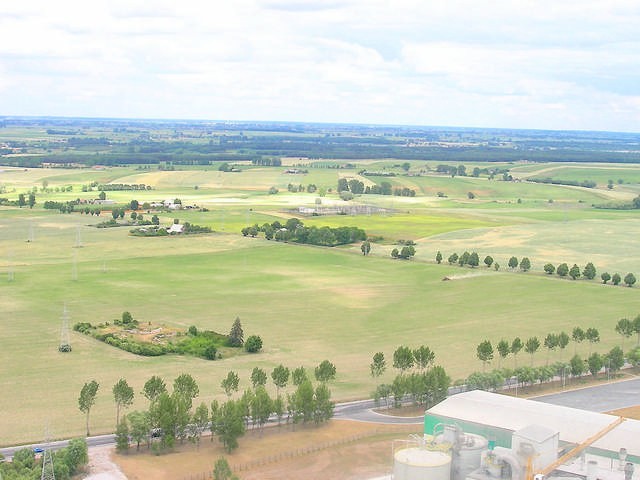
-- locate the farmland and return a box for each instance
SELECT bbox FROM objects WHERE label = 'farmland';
[2,121,640,445]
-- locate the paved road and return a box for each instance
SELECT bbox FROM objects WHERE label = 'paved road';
[533,377,640,412]
[0,399,420,460]
[334,399,423,424]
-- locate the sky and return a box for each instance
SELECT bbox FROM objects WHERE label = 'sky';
[1,0,639,132]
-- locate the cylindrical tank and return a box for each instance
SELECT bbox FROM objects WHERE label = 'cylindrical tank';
[454,433,488,480]
[394,448,451,480]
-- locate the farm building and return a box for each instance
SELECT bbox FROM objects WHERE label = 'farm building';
[389,390,639,480]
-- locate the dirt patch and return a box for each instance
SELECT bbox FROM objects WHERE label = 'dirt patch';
[115,420,418,480]
[607,405,640,420]
[84,445,127,480]
[442,272,489,281]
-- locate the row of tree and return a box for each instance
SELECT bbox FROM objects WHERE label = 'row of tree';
[475,327,603,370]
[369,346,450,408]
[80,361,337,453]
[466,344,637,393]
[436,251,638,287]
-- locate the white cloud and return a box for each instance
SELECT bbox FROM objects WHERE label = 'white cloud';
[0,0,639,131]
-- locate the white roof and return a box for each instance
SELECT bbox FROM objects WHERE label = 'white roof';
[427,390,640,456]
[167,224,184,233]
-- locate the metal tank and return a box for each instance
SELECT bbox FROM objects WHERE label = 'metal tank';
[434,424,488,480]
[452,433,488,480]
[394,448,452,480]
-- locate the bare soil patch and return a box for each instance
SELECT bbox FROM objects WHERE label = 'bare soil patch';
[115,420,417,480]
[607,405,640,420]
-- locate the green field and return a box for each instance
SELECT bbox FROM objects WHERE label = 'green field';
[2,162,640,445]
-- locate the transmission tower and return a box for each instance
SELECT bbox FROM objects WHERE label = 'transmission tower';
[71,251,78,281]
[74,224,83,248]
[40,448,56,480]
[40,427,56,480]
[27,221,35,242]
[59,304,71,353]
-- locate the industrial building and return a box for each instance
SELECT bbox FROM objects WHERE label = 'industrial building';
[391,390,639,480]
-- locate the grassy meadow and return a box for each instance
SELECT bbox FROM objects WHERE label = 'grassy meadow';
[1,162,640,445]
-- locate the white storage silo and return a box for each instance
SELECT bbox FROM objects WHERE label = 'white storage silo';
[394,448,452,480]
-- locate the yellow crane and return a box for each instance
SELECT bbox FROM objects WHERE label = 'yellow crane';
[530,416,626,480]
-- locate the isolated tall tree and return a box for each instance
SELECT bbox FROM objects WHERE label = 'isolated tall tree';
[370,352,386,378]
[612,273,622,285]
[601,272,611,284]
[585,328,600,354]
[582,262,597,280]
[214,400,245,453]
[607,346,625,374]
[221,371,240,397]
[508,256,518,269]
[520,257,531,272]
[292,366,308,386]
[192,402,210,445]
[557,263,569,277]
[511,337,524,367]
[271,365,290,397]
[569,354,584,379]
[468,252,480,268]
[360,241,371,256]
[393,346,414,373]
[615,318,634,350]
[113,378,134,425]
[624,273,637,287]
[413,346,435,370]
[435,251,443,264]
[228,317,244,347]
[496,339,510,367]
[251,386,273,431]
[448,253,458,265]
[544,263,555,275]
[572,327,585,354]
[174,373,199,409]
[314,360,337,383]
[569,264,581,280]
[588,353,603,377]
[543,333,558,364]
[78,380,99,436]
[143,375,167,404]
[482,255,493,268]
[250,367,267,388]
[476,340,494,371]
[525,337,540,366]
[557,331,570,360]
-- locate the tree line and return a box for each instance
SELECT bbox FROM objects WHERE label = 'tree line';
[467,318,640,392]
[435,250,638,287]
[369,346,450,409]
[80,360,337,455]
[241,218,366,247]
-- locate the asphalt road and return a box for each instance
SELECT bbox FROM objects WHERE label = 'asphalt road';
[533,377,640,412]
[0,399,420,460]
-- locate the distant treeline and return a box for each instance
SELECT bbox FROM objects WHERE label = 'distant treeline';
[528,177,597,188]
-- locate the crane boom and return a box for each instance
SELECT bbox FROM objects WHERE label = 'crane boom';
[534,416,626,478]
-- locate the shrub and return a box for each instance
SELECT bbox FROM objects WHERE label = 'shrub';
[245,335,263,353]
